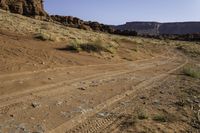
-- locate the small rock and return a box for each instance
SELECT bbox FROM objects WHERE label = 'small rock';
[41,62,45,65]
[31,102,41,108]
[48,78,53,80]
[56,101,63,106]
[18,123,26,131]
[98,112,110,117]
[194,99,199,103]
[77,87,86,91]
[153,99,160,105]
[140,96,146,99]
[10,114,14,117]
[30,117,35,120]
[159,91,164,94]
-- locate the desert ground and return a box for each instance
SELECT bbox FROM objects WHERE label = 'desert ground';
[0,10,200,133]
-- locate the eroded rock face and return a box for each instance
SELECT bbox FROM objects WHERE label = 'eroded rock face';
[51,15,115,33]
[115,22,200,35]
[0,0,47,16]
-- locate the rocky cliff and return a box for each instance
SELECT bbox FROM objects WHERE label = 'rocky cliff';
[50,15,115,33]
[0,0,47,17]
[115,22,200,35]
[0,0,136,36]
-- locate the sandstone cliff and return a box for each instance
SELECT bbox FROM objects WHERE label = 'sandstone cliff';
[115,22,200,35]
[0,0,47,16]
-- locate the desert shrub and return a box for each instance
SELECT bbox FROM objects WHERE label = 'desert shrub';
[34,32,60,42]
[183,65,200,79]
[138,111,148,120]
[34,32,50,41]
[65,39,116,53]
[65,40,82,52]
[177,44,200,57]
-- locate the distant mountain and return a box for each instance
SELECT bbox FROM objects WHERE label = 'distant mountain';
[114,22,200,35]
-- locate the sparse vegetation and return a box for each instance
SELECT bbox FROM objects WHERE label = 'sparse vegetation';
[177,44,200,57]
[138,111,148,120]
[152,115,168,122]
[65,39,117,53]
[183,65,200,79]
[34,32,51,41]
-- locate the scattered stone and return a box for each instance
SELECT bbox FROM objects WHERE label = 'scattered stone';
[159,91,165,94]
[48,77,53,80]
[18,123,26,131]
[153,99,160,105]
[98,112,111,117]
[74,106,92,114]
[30,117,35,120]
[10,114,14,117]
[77,87,86,91]
[56,101,63,106]
[140,96,146,99]
[194,99,199,103]
[31,102,41,108]
[61,111,67,117]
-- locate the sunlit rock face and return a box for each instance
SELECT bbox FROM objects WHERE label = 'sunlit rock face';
[0,0,47,16]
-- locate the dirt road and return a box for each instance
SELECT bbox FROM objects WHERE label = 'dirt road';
[0,51,187,133]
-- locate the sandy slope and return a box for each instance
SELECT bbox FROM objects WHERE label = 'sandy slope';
[0,33,188,132]
[0,10,199,133]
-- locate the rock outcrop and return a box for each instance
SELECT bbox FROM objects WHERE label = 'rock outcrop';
[115,22,200,35]
[50,15,115,33]
[0,0,47,17]
[0,1,137,36]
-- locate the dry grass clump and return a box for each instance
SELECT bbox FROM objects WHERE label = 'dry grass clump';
[183,65,200,79]
[34,32,51,41]
[65,39,118,54]
[176,44,200,57]
[152,115,168,122]
[34,31,62,42]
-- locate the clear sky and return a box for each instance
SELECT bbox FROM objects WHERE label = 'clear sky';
[44,0,200,25]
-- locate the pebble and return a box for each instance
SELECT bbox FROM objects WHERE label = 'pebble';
[78,87,86,90]
[48,77,53,80]
[56,101,63,106]
[18,123,26,131]
[10,114,14,117]
[140,96,146,99]
[153,99,160,105]
[30,117,35,120]
[98,112,111,117]
[31,102,41,108]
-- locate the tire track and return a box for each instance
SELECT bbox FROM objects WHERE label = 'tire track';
[0,60,162,109]
[49,58,188,133]
[0,57,170,103]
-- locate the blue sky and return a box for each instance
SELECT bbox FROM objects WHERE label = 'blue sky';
[44,0,200,25]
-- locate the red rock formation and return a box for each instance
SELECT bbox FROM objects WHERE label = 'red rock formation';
[50,15,115,33]
[0,0,47,16]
